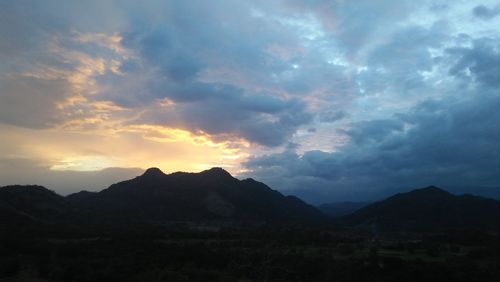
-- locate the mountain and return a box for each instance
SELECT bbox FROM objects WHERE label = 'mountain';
[67,167,325,223]
[447,186,500,200]
[339,186,500,231]
[318,202,368,218]
[0,185,71,224]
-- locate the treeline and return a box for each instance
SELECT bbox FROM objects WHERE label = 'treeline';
[1,225,500,281]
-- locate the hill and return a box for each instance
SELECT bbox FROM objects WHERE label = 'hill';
[66,167,325,223]
[318,202,368,218]
[339,186,500,231]
[0,185,71,224]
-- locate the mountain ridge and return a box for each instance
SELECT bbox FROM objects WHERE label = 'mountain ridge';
[318,201,369,218]
[339,185,500,231]
[1,168,326,224]
[0,185,72,224]
[3,176,500,231]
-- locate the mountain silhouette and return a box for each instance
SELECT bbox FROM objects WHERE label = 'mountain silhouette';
[0,185,71,224]
[339,186,500,231]
[318,201,368,218]
[4,177,500,231]
[66,167,325,222]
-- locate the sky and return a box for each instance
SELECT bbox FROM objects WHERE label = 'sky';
[1,0,500,203]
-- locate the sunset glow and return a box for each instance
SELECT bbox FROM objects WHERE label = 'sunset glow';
[1,1,500,202]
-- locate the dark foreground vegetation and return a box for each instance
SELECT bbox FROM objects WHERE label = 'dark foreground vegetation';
[2,169,500,281]
[1,223,500,282]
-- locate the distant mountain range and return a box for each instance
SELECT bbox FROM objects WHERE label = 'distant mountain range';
[2,170,500,232]
[0,167,324,225]
[339,186,500,231]
[317,202,368,218]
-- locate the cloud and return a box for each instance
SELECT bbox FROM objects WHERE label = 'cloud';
[2,0,431,147]
[284,0,420,54]
[0,2,70,128]
[360,23,448,91]
[133,86,313,147]
[0,76,71,128]
[245,90,500,202]
[243,36,500,203]
[90,1,318,146]
[472,4,500,20]
[448,38,500,88]
[0,1,130,129]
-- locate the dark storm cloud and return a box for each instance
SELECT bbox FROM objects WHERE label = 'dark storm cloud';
[244,39,500,202]
[135,83,313,147]
[472,4,500,20]
[367,24,445,71]
[123,26,204,81]
[357,23,449,96]
[245,89,500,202]
[105,2,315,146]
[1,0,315,146]
[319,111,347,123]
[118,1,296,86]
[448,38,500,88]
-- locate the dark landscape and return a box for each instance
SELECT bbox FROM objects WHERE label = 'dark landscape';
[2,1,500,281]
[1,168,500,282]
